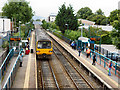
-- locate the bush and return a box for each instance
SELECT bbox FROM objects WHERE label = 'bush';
[2,41,9,48]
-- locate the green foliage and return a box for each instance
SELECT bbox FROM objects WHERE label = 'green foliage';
[41,20,49,29]
[87,14,107,25]
[65,30,81,40]
[55,4,78,34]
[111,27,120,49]
[109,9,118,24]
[13,26,25,37]
[77,7,93,19]
[101,34,112,44]
[2,0,33,26]
[0,12,2,16]
[36,19,40,21]
[112,20,120,30]
[95,9,104,15]
[2,41,9,48]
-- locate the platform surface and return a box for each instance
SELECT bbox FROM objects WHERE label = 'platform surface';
[12,31,37,88]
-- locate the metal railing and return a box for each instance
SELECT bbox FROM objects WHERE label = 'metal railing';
[82,47,120,76]
[27,30,31,39]
[0,49,14,80]
[2,49,23,89]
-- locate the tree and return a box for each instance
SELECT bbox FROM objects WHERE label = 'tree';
[55,4,78,34]
[87,14,107,25]
[111,20,120,49]
[41,20,49,29]
[2,0,33,26]
[0,12,2,16]
[77,7,93,19]
[109,9,118,24]
[95,9,104,15]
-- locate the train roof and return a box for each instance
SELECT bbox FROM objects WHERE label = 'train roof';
[37,38,51,41]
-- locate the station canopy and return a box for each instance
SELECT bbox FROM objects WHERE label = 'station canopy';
[78,37,89,42]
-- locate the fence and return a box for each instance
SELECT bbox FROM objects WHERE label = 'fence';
[82,46,120,77]
[0,49,14,81]
[0,48,9,66]
[2,49,23,89]
[94,45,120,61]
[27,30,31,39]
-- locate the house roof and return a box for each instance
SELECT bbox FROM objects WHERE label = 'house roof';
[78,19,95,25]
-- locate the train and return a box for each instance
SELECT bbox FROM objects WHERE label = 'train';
[36,29,53,59]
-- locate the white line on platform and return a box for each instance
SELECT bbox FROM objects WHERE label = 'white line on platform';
[24,32,33,88]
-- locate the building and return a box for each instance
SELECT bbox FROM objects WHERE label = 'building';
[0,18,11,33]
[48,13,57,22]
[78,19,95,26]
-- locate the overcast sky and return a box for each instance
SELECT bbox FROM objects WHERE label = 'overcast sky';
[0,0,120,18]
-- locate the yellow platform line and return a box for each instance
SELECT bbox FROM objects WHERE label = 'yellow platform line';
[24,33,33,88]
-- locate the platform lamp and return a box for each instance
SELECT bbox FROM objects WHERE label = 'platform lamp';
[80,24,83,37]
[19,21,21,38]
[99,29,102,53]
[3,19,4,33]
[65,24,69,34]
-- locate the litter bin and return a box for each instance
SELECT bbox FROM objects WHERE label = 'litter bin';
[31,49,33,53]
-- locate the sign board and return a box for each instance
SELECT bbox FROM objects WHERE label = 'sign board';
[21,40,28,42]
[10,38,20,41]
[90,38,100,41]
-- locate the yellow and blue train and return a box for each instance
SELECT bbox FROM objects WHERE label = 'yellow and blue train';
[36,29,53,59]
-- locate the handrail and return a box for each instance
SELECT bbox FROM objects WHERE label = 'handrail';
[2,49,23,89]
[0,49,13,70]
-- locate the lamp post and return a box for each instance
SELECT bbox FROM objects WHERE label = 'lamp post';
[65,24,68,33]
[19,21,21,38]
[3,19,4,33]
[99,29,102,53]
[80,24,83,37]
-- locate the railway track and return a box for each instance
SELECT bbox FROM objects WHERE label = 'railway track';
[52,38,102,89]
[53,46,93,89]
[37,28,102,89]
[37,60,59,89]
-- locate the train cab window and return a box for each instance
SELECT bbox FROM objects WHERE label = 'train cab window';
[38,41,51,49]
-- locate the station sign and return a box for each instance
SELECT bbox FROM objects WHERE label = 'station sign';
[90,38,100,41]
[10,38,21,41]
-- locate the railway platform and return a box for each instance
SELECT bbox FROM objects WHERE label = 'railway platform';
[11,30,37,88]
[47,31,119,88]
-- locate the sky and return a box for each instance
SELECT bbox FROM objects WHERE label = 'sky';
[0,0,120,18]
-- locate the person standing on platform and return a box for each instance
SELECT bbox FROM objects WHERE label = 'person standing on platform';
[71,41,74,49]
[78,47,81,56]
[19,53,23,67]
[92,54,96,65]
[86,48,90,58]
[108,61,112,76]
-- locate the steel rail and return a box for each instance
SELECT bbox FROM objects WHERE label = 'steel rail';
[53,43,94,89]
[48,60,60,90]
